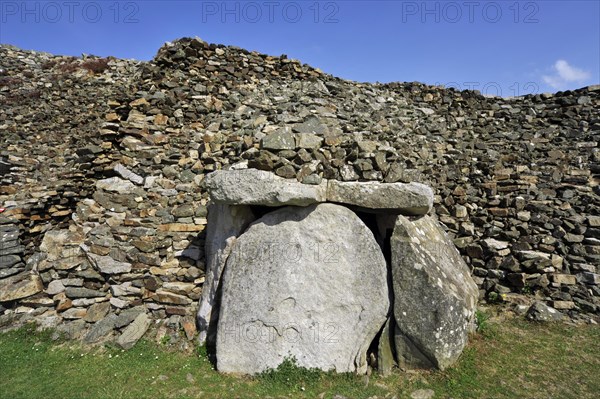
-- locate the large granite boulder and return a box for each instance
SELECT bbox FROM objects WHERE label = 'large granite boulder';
[196,204,255,345]
[216,203,390,374]
[391,215,478,370]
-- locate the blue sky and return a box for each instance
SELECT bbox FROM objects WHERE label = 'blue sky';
[1,0,598,96]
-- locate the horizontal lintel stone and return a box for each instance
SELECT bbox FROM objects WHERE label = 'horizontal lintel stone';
[204,169,433,215]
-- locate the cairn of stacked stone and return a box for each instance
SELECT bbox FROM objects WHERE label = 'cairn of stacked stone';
[0,37,598,354]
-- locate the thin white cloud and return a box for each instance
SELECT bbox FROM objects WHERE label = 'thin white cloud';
[542,59,591,89]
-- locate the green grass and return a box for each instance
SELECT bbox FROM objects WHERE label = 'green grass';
[0,316,598,399]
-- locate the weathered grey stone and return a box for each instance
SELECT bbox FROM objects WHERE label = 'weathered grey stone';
[62,307,87,320]
[46,280,65,295]
[62,278,84,287]
[84,313,118,343]
[0,267,21,279]
[39,229,83,261]
[0,228,19,242]
[96,177,137,193]
[275,164,296,179]
[217,203,389,374]
[391,215,478,370]
[394,323,434,369]
[114,306,145,328]
[117,312,151,350]
[0,312,22,331]
[0,273,43,302]
[55,319,87,340]
[326,180,433,215]
[110,297,129,309]
[296,133,323,149]
[0,244,24,255]
[121,136,151,151]
[84,302,111,322]
[526,301,564,322]
[410,389,435,399]
[65,287,105,298]
[113,163,144,185]
[294,116,329,135]
[154,289,192,305]
[163,282,196,295]
[0,254,21,269]
[261,128,295,150]
[37,315,62,330]
[301,174,322,185]
[85,252,132,274]
[197,204,255,345]
[483,238,509,251]
[577,272,600,285]
[339,165,359,181]
[110,282,141,297]
[551,300,575,310]
[588,216,600,227]
[71,298,97,307]
[204,169,327,206]
[383,162,404,183]
[172,204,195,218]
[377,318,396,377]
[357,140,378,153]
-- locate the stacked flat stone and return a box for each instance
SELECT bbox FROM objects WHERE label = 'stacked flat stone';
[0,37,598,352]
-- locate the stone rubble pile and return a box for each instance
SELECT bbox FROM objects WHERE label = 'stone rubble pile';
[0,36,598,350]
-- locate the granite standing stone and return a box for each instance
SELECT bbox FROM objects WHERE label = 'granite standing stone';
[196,203,255,345]
[391,215,478,370]
[217,203,389,374]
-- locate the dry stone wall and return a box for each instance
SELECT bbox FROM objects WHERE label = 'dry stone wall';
[0,37,599,347]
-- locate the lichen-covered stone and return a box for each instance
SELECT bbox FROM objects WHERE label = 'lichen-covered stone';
[326,180,433,215]
[391,215,478,370]
[217,203,389,374]
[204,169,327,206]
[196,204,255,345]
[0,272,43,302]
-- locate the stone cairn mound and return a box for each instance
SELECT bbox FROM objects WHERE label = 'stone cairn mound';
[0,36,598,353]
[198,168,478,374]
